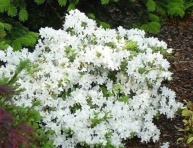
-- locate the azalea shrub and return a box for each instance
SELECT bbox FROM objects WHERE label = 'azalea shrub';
[0,9,183,148]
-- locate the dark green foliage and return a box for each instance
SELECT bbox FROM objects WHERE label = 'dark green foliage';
[78,0,193,34]
[1,0,193,48]
[167,0,185,17]
[19,8,28,21]
[0,0,38,51]
[0,0,28,20]
[140,21,161,34]
[0,18,38,50]
[146,0,156,12]
[0,0,85,51]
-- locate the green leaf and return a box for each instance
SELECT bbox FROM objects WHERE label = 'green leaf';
[119,95,129,103]
[58,0,67,6]
[182,119,188,125]
[138,67,146,74]
[87,13,95,19]
[17,60,31,73]
[178,128,186,132]
[67,3,75,11]
[19,9,28,21]
[187,137,193,144]
[177,137,184,143]
[99,21,110,29]
[113,84,121,93]
[187,101,193,111]
[130,132,135,138]
[124,40,138,51]
[182,108,190,117]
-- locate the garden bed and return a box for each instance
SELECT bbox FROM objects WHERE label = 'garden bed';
[126,13,193,148]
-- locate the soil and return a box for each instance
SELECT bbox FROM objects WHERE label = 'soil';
[125,14,193,148]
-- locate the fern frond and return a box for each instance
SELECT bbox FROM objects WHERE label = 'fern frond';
[19,35,36,46]
[3,23,12,31]
[0,22,11,37]
[0,28,6,38]
[146,0,156,12]
[140,22,160,34]
[185,2,193,10]
[149,13,160,22]
[19,9,28,21]
[155,5,167,15]
[168,7,185,17]
[12,39,22,51]
[0,0,10,6]
[168,0,185,17]
[0,20,38,51]
[58,0,67,6]
[0,22,11,39]
[7,5,17,16]
[28,32,39,39]
[12,32,38,50]
[67,3,75,11]
[0,22,4,28]
[0,0,10,12]
[0,41,9,50]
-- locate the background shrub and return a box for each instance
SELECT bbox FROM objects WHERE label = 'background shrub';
[1,0,193,51]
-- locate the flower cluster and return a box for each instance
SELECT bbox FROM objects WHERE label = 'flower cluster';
[0,9,182,147]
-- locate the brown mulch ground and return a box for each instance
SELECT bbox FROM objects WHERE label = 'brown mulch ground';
[125,14,193,148]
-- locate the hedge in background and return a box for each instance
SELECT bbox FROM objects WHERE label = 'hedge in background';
[1,0,193,51]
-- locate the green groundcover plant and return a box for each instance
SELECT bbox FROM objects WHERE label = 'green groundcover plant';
[0,9,183,148]
[177,100,193,147]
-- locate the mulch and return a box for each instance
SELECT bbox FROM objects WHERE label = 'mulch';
[125,14,193,148]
